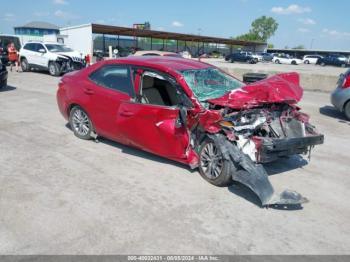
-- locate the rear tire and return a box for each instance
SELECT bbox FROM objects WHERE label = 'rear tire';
[49,62,61,76]
[344,101,350,120]
[198,137,234,187]
[304,60,310,64]
[291,60,297,65]
[69,106,94,140]
[21,58,29,72]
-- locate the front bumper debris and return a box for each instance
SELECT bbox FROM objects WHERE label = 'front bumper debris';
[210,134,309,206]
[258,135,324,163]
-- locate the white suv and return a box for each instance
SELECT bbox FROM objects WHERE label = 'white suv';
[303,55,323,64]
[19,42,86,76]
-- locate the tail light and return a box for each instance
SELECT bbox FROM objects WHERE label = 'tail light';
[342,75,350,89]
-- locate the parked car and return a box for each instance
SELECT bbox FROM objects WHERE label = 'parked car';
[133,50,181,58]
[303,55,323,64]
[179,51,192,59]
[257,52,273,62]
[316,54,349,67]
[0,60,8,89]
[228,52,257,64]
[0,35,21,65]
[331,68,350,119]
[251,52,263,62]
[57,56,324,206]
[272,54,303,65]
[19,42,86,76]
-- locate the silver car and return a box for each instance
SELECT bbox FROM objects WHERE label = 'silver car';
[331,68,350,119]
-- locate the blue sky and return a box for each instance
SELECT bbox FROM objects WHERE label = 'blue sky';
[1,0,349,50]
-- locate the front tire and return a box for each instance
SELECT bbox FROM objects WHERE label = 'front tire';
[291,60,297,65]
[49,62,61,76]
[69,106,94,140]
[21,58,30,72]
[344,101,350,120]
[275,59,280,64]
[198,138,234,187]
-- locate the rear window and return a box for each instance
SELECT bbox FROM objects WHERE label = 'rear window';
[0,36,21,50]
[89,65,134,97]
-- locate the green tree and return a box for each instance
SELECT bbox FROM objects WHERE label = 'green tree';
[250,16,278,42]
[234,16,278,42]
[292,45,305,49]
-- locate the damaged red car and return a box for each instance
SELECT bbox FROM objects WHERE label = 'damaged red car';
[56,56,324,206]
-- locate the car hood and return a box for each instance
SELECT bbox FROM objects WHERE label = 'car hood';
[207,72,303,109]
[57,51,83,59]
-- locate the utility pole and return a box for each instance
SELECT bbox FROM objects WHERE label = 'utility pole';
[310,38,315,49]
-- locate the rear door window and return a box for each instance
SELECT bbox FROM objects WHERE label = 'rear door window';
[89,65,134,97]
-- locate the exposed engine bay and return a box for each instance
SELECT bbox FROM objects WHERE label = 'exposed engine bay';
[216,103,324,164]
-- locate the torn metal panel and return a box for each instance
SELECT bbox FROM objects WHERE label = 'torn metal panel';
[207,72,303,109]
[209,134,308,206]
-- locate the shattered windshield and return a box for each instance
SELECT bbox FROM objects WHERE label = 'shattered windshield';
[180,68,244,103]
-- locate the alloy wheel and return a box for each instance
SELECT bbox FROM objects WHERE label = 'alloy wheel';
[200,142,224,180]
[72,109,90,136]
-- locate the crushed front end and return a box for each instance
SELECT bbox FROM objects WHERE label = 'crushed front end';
[188,72,324,207]
[220,103,324,164]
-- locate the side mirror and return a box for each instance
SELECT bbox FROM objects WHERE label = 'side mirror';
[175,106,187,128]
[38,48,46,53]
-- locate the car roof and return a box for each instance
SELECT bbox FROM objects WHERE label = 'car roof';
[108,56,212,71]
[24,41,63,45]
[133,50,178,56]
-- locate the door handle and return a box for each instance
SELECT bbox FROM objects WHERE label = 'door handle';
[120,110,134,117]
[84,88,94,95]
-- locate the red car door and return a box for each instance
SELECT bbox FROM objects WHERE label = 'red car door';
[116,70,190,160]
[117,102,189,159]
[83,64,134,141]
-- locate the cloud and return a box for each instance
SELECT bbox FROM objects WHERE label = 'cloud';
[34,11,50,17]
[271,4,311,15]
[298,28,310,33]
[53,0,68,5]
[54,9,79,19]
[322,28,350,37]
[171,21,184,27]
[298,18,316,25]
[1,13,15,21]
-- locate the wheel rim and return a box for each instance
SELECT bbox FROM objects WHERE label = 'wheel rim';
[49,64,55,75]
[72,109,90,136]
[22,60,27,70]
[200,142,223,180]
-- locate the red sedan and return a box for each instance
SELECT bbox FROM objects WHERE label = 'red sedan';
[57,56,323,206]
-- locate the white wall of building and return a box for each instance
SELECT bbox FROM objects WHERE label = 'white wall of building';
[60,24,93,56]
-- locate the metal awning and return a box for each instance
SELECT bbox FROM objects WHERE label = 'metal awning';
[91,24,265,47]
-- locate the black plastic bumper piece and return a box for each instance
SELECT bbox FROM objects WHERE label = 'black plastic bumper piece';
[259,135,324,163]
[0,70,8,89]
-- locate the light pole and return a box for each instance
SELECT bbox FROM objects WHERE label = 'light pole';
[310,38,315,49]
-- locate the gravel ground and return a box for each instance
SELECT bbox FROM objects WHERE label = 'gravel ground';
[0,69,350,255]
